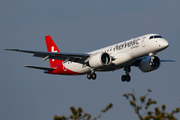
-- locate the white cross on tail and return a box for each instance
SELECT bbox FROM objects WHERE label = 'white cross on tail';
[51,46,57,61]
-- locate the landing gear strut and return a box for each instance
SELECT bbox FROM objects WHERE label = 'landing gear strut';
[121,66,131,82]
[87,71,97,80]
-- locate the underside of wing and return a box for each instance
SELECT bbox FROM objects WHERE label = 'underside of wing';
[23,65,56,70]
[5,49,90,63]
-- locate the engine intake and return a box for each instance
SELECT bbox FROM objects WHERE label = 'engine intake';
[89,53,111,68]
[139,56,161,72]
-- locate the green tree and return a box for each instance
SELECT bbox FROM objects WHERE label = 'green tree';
[54,103,113,120]
[54,89,180,120]
[123,89,180,120]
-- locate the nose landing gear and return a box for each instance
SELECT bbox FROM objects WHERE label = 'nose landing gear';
[121,66,131,82]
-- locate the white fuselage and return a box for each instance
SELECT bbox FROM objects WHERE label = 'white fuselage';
[63,34,169,74]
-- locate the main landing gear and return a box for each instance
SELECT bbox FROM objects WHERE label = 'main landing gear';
[87,71,97,80]
[86,67,131,81]
[121,66,131,82]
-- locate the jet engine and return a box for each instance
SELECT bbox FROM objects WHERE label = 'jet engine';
[89,52,111,68]
[139,56,161,72]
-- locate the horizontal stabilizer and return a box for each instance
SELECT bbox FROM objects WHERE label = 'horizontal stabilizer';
[23,65,56,70]
[160,59,176,62]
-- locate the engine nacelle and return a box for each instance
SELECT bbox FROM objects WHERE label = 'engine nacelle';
[139,56,161,72]
[89,52,111,68]
[112,53,132,65]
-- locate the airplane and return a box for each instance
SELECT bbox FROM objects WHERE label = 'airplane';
[5,34,175,82]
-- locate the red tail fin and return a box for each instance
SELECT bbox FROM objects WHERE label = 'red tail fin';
[45,35,63,67]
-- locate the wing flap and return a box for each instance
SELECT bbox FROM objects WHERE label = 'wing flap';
[23,65,56,70]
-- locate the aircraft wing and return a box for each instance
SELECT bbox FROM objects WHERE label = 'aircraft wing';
[5,49,90,63]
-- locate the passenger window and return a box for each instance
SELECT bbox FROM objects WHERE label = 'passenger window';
[149,36,153,39]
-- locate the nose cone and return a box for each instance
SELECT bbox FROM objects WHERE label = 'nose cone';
[161,39,169,48]
[159,39,169,49]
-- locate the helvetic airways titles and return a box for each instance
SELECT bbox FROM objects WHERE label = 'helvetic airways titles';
[115,38,140,50]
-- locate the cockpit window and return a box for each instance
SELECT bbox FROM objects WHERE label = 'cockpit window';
[154,36,163,38]
[149,36,153,39]
[149,35,163,40]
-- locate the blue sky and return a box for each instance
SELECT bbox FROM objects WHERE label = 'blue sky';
[1,1,180,120]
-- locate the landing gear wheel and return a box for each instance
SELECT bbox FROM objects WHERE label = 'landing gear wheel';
[87,72,97,80]
[121,75,131,82]
[121,66,131,82]
[87,73,92,80]
[121,75,126,82]
[126,75,131,82]
[92,73,97,80]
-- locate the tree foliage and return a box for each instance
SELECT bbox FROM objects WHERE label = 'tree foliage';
[54,89,180,120]
[123,89,180,120]
[54,103,113,120]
